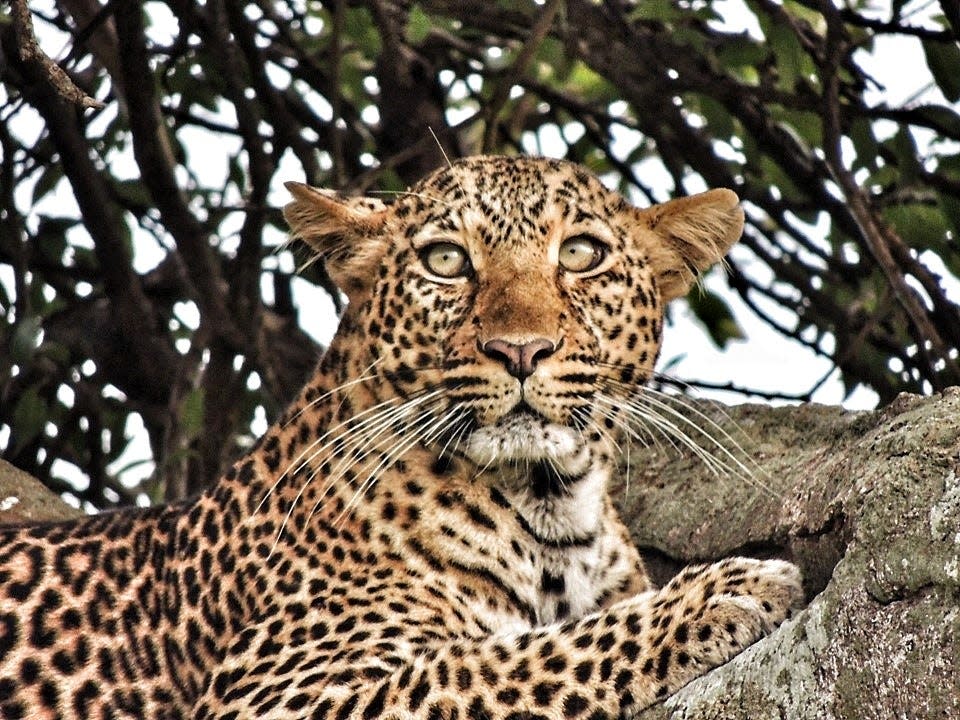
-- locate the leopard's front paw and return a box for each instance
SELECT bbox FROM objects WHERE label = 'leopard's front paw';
[648,558,803,696]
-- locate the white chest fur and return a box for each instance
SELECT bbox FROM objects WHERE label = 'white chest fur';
[494,462,633,626]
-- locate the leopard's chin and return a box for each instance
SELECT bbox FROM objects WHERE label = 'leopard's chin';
[460,409,590,475]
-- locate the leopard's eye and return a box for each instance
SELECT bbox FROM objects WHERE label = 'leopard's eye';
[420,242,471,278]
[558,235,607,273]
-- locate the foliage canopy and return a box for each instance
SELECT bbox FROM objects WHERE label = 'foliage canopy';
[2,0,959,508]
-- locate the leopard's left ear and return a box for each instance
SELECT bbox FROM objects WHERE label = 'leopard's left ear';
[637,189,744,302]
[283,182,390,297]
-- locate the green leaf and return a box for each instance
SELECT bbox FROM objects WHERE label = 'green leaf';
[922,40,960,103]
[848,117,879,173]
[344,7,381,56]
[757,154,804,201]
[629,0,683,22]
[113,179,153,208]
[564,61,613,101]
[536,37,575,83]
[883,201,949,252]
[935,193,960,271]
[686,288,745,349]
[864,164,897,191]
[10,316,43,364]
[911,104,960,140]
[716,39,766,71]
[692,96,734,141]
[11,386,49,453]
[783,0,826,32]
[937,153,960,182]
[772,107,821,149]
[36,217,76,265]
[884,127,922,181]
[766,22,805,91]
[181,387,206,439]
[406,4,432,44]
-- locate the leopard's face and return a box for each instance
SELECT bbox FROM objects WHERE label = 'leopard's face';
[285,156,743,476]
[367,158,662,471]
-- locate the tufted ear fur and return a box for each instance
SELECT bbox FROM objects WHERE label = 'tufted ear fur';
[283,182,390,297]
[637,189,745,302]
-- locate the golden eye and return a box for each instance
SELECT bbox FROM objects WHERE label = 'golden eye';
[420,242,470,278]
[558,235,607,273]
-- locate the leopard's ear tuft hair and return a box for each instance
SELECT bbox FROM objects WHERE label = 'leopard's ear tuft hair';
[283,182,390,297]
[638,189,744,302]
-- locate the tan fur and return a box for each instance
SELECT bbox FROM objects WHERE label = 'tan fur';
[639,188,744,300]
[0,157,799,720]
[283,181,390,296]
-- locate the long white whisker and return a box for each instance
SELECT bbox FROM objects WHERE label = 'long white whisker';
[594,381,777,497]
[256,359,390,512]
[304,393,455,527]
[332,403,466,526]
[440,414,473,465]
[281,356,384,430]
[257,393,403,515]
[641,386,761,470]
[576,406,624,458]
[633,391,759,482]
[594,393,728,476]
[267,389,446,552]
[437,405,468,460]
[590,396,664,451]
[268,397,418,553]
[298,391,446,516]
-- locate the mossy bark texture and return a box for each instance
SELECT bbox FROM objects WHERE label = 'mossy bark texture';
[619,389,960,719]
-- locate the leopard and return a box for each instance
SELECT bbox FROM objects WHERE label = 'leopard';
[0,155,803,719]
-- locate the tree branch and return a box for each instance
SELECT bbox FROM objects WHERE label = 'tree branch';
[819,1,960,388]
[112,3,245,349]
[481,0,563,152]
[9,0,104,110]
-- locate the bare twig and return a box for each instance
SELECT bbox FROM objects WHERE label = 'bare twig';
[481,0,563,152]
[819,1,960,388]
[9,0,104,110]
[330,0,347,187]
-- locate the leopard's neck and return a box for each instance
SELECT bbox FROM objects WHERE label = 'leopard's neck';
[225,362,615,544]
[196,354,635,632]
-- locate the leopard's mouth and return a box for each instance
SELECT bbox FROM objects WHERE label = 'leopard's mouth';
[459,405,590,475]
[509,399,547,421]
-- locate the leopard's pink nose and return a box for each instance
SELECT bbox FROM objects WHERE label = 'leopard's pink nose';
[481,338,557,380]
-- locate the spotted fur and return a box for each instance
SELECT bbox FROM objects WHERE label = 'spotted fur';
[0,156,802,719]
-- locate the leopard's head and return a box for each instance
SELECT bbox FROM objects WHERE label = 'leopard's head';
[284,156,743,478]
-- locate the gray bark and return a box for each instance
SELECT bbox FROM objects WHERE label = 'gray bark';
[619,389,960,719]
[0,458,82,525]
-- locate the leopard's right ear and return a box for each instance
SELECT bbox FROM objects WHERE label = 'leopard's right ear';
[283,182,390,297]
[637,189,744,302]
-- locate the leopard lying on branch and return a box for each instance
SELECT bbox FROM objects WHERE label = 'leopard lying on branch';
[0,156,802,719]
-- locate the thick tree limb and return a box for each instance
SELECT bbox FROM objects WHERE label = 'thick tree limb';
[112,3,245,349]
